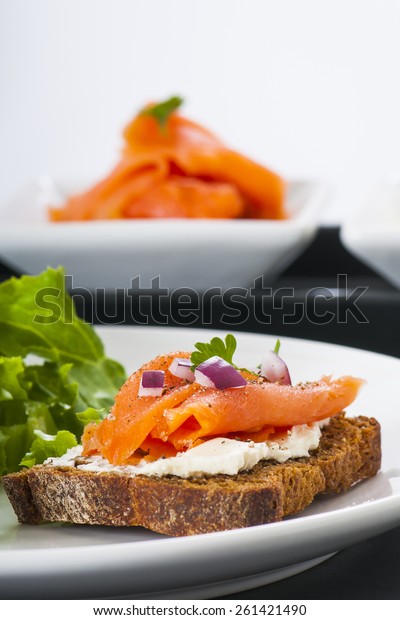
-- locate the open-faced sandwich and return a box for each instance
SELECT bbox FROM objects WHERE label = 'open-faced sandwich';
[3,334,381,536]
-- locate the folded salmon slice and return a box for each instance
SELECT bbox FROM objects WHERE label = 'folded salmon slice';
[156,376,363,450]
[82,352,201,465]
[123,176,244,219]
[82,351,363,465]
[49,102,286,221]
[50,157,168,221]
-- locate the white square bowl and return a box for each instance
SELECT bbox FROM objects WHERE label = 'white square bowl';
[0,179,328,290]
[340,183,400,289]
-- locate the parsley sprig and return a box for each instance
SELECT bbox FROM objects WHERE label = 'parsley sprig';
[141,96,183,130]
[274,339,281,355]
[191,334,237,370]
[190,333,282,377]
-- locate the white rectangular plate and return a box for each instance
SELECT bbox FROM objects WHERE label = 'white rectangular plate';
[0,327,399,599]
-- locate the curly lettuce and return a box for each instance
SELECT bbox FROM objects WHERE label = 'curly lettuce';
[0,267,126,473]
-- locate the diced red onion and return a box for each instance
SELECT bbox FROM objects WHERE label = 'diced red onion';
[260,351,291,385]
[169,357,195,382]
[139,370,165,397]
[194,356,247,389]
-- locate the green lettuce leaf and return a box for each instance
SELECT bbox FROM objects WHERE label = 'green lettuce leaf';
[0,398,56,474]
[0,267,105,363]
[0,356,28,401]
[20,429,78,468]
[0,268,126,474]
[0,430,8,474]
[69,359,125,411]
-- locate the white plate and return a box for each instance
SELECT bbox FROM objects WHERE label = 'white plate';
[1,326,399,599]
[341,183,400,288]
[0,179,327,290]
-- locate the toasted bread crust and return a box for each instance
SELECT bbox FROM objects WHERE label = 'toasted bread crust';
[2,414,381,536]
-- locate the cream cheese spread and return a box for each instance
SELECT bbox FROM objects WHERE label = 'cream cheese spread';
[46,420,329,479]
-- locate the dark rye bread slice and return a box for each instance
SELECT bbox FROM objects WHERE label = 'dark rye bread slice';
[2,413,381,536]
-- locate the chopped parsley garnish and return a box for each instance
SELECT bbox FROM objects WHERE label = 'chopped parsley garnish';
[274,339,281,355]
[141,96,183,130]
[191,334,237,370]
[191,333,282,377]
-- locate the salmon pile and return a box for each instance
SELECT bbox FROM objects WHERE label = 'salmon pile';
[82,351,363,466]
[49,97,286,221]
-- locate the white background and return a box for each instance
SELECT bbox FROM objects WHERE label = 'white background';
[1,0,400,221]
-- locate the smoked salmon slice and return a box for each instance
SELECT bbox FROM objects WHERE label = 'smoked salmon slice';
[81,350,363,465]
[82,352,202,464]
[122,176,244,219]
[155,376,363,450]
[49,97,286,221]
